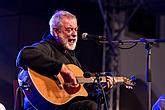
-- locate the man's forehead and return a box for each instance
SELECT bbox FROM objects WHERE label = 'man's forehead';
[62,17,77,27]
[62,17,77,22]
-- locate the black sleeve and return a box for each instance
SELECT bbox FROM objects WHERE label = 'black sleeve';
[16,42,62,76]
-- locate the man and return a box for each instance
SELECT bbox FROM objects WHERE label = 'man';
[16,10,101,110]
[16,10,134,110]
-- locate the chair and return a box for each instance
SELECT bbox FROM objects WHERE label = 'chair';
[13,80,24,110]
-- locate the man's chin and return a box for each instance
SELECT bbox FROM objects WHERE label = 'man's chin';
[67,47,75,50]
[65,43,76,50]
[66,45,76,50]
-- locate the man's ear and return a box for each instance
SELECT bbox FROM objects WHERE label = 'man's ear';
[53,28,59,36]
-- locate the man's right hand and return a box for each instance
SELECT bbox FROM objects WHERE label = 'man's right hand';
[60,64,78,86]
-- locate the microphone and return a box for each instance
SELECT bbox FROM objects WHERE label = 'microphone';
[84,71,113,78]
[82,33,107,41]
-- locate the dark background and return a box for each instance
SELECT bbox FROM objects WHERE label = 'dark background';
[0,0,165,110]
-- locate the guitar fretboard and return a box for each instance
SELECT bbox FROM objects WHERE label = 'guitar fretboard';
[76,76,107,84]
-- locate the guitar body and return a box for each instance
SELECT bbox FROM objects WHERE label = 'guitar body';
[18,64,88,110]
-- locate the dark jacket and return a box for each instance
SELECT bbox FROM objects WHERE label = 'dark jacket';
[16,34,81,76]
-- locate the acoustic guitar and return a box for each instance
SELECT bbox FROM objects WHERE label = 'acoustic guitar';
[18,64,134,110]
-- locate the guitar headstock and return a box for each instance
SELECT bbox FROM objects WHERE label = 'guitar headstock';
[113,75,136,89]
[122,75,136,89]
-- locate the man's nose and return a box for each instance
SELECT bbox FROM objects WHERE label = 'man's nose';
[71,30,77,37]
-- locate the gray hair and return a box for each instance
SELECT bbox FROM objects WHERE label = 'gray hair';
[49,10,77,36]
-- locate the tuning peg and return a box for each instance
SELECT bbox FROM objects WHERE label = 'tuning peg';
[129,75,136,81]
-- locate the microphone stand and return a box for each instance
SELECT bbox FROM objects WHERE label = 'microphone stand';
[145,42,152,110]
[97,38,165,110]
[94,73,109,110]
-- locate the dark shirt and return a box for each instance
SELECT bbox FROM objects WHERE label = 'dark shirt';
[16,34,81,76]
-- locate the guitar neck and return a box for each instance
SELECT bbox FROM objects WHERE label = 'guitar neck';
[76,76,126,85]
[76,77,106,84]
